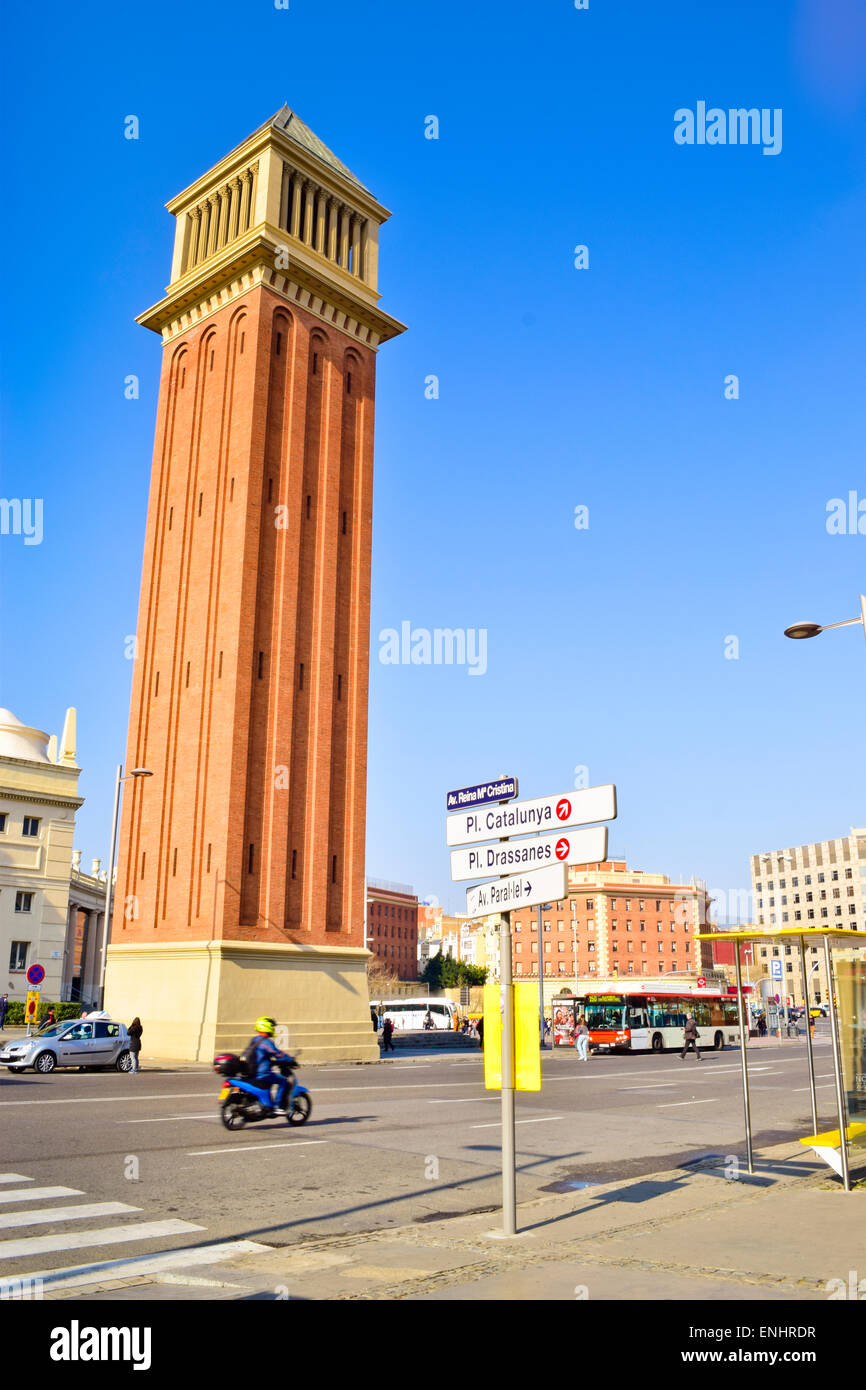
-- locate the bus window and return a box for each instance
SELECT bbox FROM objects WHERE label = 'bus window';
[627,1006,647,1028]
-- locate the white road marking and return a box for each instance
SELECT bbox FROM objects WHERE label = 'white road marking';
[0,1091,213,1107]
[16,1239,271,1293]
[117,1114,216,1124]
[0,1175,32,1184]
[657,1099,718,1108]
[427,1098,496,1104]
[187,1140,326,1156]
[621,1084,677,1090]
[0,1219,204,1261]
[471,1116,564,1130]
[0,1202,141,1231]
[0,1187,84,1206]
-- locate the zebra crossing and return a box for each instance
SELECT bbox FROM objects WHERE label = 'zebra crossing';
[0,1170,269,1297]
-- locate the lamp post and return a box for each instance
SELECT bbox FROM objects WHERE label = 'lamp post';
[783,594,866,647]
[98,765,152,1007]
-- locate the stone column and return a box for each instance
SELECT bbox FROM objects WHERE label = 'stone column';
[230,177,243,240]
[315,188,327,254]
[206,194,221,257]
[327,197,338,261]
[302,180,314,245]
[290,175,302,238]
[279,164,291,230]
[351,216,362,277]
[339,204,350,268]
[217,186,231,248]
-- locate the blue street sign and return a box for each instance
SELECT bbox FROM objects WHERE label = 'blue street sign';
[26,963,45,987]
[446,777,518,813]
[770,960,783,979]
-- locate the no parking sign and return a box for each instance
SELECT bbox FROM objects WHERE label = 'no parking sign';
[26,964,45,987]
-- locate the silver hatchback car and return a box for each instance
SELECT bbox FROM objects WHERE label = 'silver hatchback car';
[0,1019,132,1073]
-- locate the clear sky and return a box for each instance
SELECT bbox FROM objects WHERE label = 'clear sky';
[1,0,864,919]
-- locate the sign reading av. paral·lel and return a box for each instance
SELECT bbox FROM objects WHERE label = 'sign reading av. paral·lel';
[450,824,608,882]
[446,784,616,848]
[465,862,567,919]
[446,778,518,812]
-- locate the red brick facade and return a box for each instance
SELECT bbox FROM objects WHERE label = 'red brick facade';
[114,288,376,947]
[366,884,419,980]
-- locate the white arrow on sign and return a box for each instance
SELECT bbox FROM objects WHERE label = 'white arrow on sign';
[450,824,608,882]
[446,783,616,848]
[465,862,568,920]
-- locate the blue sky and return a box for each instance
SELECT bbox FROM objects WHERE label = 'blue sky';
[1,0,864,917]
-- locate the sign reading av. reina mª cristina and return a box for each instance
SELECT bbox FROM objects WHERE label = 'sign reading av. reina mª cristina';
[446,777,518,812]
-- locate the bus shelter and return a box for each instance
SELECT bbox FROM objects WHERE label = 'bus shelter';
[696,927,866,1190]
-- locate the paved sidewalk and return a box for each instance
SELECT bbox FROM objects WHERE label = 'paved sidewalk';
[53,1139,864,1302]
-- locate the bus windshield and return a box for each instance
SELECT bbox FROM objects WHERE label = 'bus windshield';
[583,1003,626,1029]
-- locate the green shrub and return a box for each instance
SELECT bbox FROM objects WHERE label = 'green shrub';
[1,1001,83,1027]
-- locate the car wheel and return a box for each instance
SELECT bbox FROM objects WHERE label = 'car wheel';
[116,1051,133,1073]
[34,1052,56,1074]
[651,1033,664,1053]
[714,1031,724,1051]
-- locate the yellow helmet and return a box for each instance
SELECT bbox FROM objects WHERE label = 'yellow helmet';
[255,1016,276,1036]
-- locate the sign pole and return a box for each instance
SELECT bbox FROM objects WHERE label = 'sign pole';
[499,905,516,1235]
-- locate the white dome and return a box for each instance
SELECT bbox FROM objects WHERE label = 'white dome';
[0,708,52,763]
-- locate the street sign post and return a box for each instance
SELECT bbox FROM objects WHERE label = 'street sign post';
[26,963,45,987]
[465,863,567,919]
[24,991,40,1034]
[446,777,518,813]
[450,824,607,882]
[446,784,616,847]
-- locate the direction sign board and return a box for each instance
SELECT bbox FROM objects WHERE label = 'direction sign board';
[450,824,607,882]
[770,960,783,979]
[446,784,616,848]
[446,777,518,813]
[466,863,568,919]
[26,964,45,987]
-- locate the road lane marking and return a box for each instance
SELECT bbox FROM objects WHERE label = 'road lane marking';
[0,1175,32,1184]
[0,1187,84,1205]
[117,1114,216,1124]
[427,1098,496,1104]
[0,1219,204,1261]
[471,1117,564,1129]
[657,1099,718,1108]
[20,1240,273,1293]
[621,1084,677,1090]
[187,1141,326,1156]
[0,1202,142,1231]
[0,1092,214,1107]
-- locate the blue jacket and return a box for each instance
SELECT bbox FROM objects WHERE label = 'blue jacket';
[250,1036,292,1082]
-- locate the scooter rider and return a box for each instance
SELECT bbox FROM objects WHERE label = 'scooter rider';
[245,1017,296,1114]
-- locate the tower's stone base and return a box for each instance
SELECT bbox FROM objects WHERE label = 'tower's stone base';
[104,940,379,1064]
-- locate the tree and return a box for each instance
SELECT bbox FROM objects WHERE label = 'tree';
[421,955,487,988]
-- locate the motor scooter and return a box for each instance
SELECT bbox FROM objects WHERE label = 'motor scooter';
[214,1054,312,1130]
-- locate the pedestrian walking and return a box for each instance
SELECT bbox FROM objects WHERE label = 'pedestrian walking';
[40,1007,57,1030]
[0,994,8,1030]
[680,1012,701,1062]
[477,1017,484,1050]
[127,1016,143,1073]
[576,1014,590,1062]
[382,1017,395,1052]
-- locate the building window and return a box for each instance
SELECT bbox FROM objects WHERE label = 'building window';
[9,941,28,971]
[14,892,33,914]
[22,817,40,837]
[0,813,7,832]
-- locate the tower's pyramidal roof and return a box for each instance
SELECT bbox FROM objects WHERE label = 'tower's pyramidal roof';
[268,104,372,195]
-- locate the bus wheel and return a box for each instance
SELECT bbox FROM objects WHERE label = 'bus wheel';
[713,1031,724,1050]
[651,1033,664,1053]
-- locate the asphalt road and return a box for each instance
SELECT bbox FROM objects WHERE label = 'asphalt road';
[0,1032,841,1293]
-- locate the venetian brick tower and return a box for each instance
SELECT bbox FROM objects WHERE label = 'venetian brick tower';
[105,107,405,1061]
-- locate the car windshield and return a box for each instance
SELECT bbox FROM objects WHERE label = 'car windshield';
[35,1024,62,1036]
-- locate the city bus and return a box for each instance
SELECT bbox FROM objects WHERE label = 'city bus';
[552,985,751,1053]
[370,998,459,1031]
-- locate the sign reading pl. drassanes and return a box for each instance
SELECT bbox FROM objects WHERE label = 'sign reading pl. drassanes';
[450,824,608,882]
[446,784,616,848]
[446,778,518,812]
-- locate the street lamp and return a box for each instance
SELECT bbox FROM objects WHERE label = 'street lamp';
[98,765,152,1006]
[784,594,866,645]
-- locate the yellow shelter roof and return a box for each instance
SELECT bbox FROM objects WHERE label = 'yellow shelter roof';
[696,926,866,943]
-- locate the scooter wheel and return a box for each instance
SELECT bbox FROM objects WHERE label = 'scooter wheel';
[221,1099,247,1131]
[287,1093,312,1126]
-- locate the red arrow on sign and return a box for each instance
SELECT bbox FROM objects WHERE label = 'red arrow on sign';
[555,838,570,861]
[556,798,572,821]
